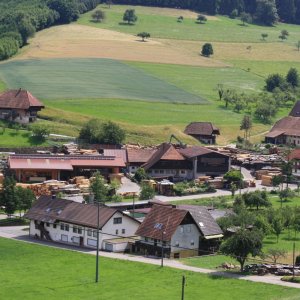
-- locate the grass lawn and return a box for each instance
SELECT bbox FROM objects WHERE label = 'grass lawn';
[0,238,299,300]
[0,58,205,103]
[78,4,300,44]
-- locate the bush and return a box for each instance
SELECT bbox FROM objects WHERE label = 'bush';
[133,168,148,183]
[139,183,155,200]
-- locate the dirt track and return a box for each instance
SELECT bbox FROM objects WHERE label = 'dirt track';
[18,24,227,67]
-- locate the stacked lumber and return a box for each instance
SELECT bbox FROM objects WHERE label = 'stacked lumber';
[0,173,4,184]
[208,178,224,189]
[16,183,51,196]
[261,175,273,186]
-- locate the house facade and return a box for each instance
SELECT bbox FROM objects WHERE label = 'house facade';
[139,143,230,180]
[25,196,140,252]
[0,89,44,124]
[135,204,223,259]
[184,122,220,145]
[288,149,300,178]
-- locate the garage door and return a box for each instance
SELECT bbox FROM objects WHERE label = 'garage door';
[105,243,113,252]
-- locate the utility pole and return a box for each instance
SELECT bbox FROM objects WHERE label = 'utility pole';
[95,200,100,283]
[293,242,296,279]
[181,275,186,300]
[132,193,135,218]
[161,230,165,268]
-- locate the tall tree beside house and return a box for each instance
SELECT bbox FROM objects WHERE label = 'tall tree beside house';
[90,172,108,204]
[15,186,35,215]
[240,115,252,141]
[220,228,263,272]
[0,177,17,215]
[100,121,125,145]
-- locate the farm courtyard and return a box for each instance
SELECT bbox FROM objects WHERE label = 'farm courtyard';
[1,4,300,145]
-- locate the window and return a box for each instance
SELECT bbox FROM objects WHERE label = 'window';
[87,239,97,247]
[113,217,122,224]
[53,224,57,229]
[116,229,119,235]
[180,170,186,174]
[122,229,125,234]
[65,224,69,232]
[87,229,92,236]
[61,234,68,242]
[191,240,195,246]
[174,253,180,259]
[93,230,97,238]
[78,227,82,235]
[154,239,157,246]
[145,237,148,242]
[72,236,80,244]
[180,226,184,233]
[46,223,50,227]
[159,170,164,174]
[73,226,78,233]
[162,241,167,246]
[175,241,179,247]
[186,225,191,233]
[60,223,65,231]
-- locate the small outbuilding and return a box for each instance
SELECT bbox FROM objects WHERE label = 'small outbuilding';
[184,122,220,144]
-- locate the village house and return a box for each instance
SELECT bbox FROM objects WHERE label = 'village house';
[0,89,44,124]
[265,101,300,146]
[25,196,140,252]
[140,143,230,180]
[8,154,126,183]
[288,149,300,179]
[126,148,155,173]
[184,122,220,144]
[135,204,223,259]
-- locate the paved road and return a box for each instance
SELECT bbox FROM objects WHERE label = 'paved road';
[155,182,298,202]
[1,227,300,290]
[117,177,140,194]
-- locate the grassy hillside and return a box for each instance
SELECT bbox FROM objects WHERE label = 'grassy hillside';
[78,5,300,44]
[0,238,298,300]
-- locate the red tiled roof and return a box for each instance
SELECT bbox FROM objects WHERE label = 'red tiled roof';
[135,205,189,241]
[0,89,44,109]
[184,122,220,136]
[9,154,126,170]
[127,148,155,163]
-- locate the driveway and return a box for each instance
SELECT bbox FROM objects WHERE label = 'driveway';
[1,228,300,289]
[117,176,140,194]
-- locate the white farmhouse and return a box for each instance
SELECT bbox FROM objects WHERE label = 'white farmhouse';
[135,204,223,259]
[25,196,140,252]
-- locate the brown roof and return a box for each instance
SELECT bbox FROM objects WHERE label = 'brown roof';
[135,205,189,241]
[9,154,126,170]
[289,101,300,117]
[0,89,44,109]
[267,116,300,137]
[25,196,140,229]
[184,122,220,136]
[127,148,156,164]
[142,143,185,170]
[265,130,286,138]
[179,146,215,158]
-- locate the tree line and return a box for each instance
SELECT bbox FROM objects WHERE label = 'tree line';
[0,0,102,60]
[114,0,300,25]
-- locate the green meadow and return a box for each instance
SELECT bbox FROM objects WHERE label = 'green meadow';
[0,238,298,300]
[78,4,300,44]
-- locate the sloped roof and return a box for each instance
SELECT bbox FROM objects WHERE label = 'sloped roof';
[289,101,300,117]
[135,205,189,241]
[179,146,228,158]
[177,205,223,237]
[0,89,44,109]
[184,122,220,136]
[265,130,286,138]
[288,149,300,160]
[9,154,126,170]
[267,116,300,137]
[142,143,185,170]
[24,196,139,229]
[127,148,156,164]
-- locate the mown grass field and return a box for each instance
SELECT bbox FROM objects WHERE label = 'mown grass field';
[0,238,299,300]
[78,4,300,44]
